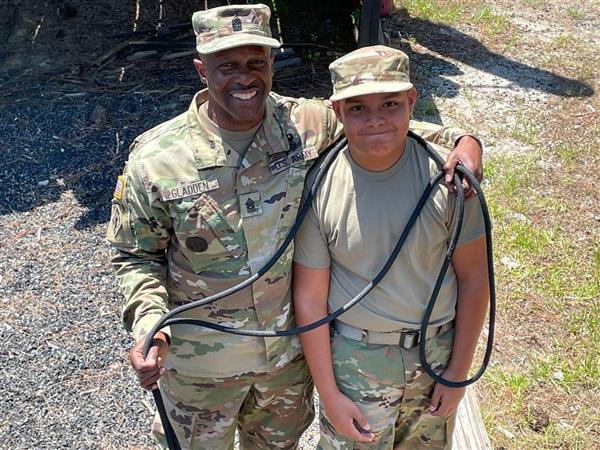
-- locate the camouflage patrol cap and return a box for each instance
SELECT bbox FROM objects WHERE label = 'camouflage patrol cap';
[329,45,413,101]
[192,3,281,55]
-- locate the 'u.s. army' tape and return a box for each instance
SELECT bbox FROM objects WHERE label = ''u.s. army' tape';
[269,147,318,175]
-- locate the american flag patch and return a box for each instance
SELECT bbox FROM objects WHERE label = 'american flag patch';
[113,175,125,200]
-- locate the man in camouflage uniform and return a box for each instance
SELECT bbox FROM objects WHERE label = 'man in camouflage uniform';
[106,4,484,449]
[293,46,490,449]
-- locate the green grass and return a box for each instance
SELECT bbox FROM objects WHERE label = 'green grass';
[505,222,553,256]
[471,5,510,37]
[530,348,596,394]
[413,98,438,116]
[553,33,572,48]
[481,142,600,447]
[484,152,537,198]
[510,114,540,145]
[486,368,530,410]
[554,144,578,160]
[400,1,512,39]
[397,0,464,24]
[460,87,475,103]
[566,7,585,20]
[501,32,520,51]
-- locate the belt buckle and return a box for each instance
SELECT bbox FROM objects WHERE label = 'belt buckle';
[360,329,370,345]
[400,330,419,349]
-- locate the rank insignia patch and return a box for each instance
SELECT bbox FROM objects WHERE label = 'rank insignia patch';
[239,192,263,218]
[232,14,242,32]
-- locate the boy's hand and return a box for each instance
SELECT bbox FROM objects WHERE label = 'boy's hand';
[444,135,483,198]
[427,376,466,417]
[322,391,375,442]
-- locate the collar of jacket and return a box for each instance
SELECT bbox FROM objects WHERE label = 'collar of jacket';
[186,89,290,170]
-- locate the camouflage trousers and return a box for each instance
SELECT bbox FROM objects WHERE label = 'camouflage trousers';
[153,354,314,450]
[319,327,456,450]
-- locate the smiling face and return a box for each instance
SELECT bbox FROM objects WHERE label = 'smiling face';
[194,45,274,131]
[333,88,417,171]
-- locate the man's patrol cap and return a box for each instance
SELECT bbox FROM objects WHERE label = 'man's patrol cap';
[329,45,413,101]
[192,4,281,55]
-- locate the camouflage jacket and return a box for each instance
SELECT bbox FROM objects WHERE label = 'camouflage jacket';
[107,89,472,378]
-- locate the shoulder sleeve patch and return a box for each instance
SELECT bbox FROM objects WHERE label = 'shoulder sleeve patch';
[113,175,126,200]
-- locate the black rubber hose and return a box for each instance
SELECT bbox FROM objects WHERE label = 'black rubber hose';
[145,170,444,450]
[142,136,348,359]
[141,134,495,448]
[151,389,181,450]
[418,164,496,388]
[155,171,443,337]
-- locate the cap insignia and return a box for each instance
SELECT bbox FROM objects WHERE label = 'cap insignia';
[232,14,242,32]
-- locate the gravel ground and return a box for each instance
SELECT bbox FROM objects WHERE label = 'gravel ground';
[0,65,329,450]
[1,1,597,449]
[0,1,333,448]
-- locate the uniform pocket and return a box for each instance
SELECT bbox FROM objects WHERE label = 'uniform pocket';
[174,193,245,273]
[425,327,455,374]
[409,413,451,448]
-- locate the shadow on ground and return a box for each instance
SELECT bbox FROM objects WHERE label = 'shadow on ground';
[0,3,593,229]
[0,0,345,228]
[389,10,593,122]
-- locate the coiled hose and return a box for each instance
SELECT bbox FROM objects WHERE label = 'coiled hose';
[142,131,495,450]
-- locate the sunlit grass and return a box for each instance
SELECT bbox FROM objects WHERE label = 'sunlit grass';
[481,142,600,447]
[394,2,600,447]
[395,0,464,24]
[471,5,510,37]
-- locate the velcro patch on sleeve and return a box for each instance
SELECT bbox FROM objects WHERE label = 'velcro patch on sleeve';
[113,175,126,200]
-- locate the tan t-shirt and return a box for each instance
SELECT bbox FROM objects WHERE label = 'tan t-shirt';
[199,104,261,164]
[293,136,485,331]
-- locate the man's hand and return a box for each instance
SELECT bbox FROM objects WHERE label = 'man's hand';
[321,391,375,443]
[426,372,466,417]
[129,331,169,390]
[444,135,483,198]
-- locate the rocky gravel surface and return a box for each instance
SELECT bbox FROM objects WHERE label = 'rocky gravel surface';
[1,1,597,449]
[1,177,155,448]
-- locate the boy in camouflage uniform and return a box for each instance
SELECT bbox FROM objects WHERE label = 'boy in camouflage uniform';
[293,46,490,449]
[106,4,484,449]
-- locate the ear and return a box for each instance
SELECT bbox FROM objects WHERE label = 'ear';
[193,58,208,84]
[332,100,343,121]
[407,87,417,113]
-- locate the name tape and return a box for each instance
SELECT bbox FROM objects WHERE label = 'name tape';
[160,179,220,201]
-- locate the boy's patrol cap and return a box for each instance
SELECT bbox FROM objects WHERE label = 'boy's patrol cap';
[329,45,413,101]
[192,4,281,55]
